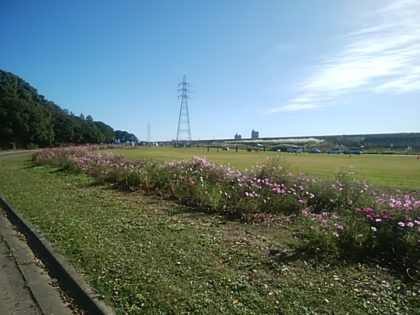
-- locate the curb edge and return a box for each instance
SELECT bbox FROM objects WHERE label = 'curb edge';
[0,195,116,315]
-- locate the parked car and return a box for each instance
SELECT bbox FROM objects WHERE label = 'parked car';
[327,148,341,154]
[309,148,321,153]
[344,147,363,154]
[287,146,303,153]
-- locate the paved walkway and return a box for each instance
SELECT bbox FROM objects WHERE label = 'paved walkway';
[0,150,38,161]
[0,229,41,314]
[0,209,73,315]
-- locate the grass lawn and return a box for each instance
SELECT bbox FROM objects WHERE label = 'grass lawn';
[111,147,420,190]
[0,156,419,314]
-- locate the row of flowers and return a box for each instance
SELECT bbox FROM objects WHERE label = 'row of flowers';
[34,146,420,271]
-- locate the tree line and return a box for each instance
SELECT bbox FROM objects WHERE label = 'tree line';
[0,69,137,149]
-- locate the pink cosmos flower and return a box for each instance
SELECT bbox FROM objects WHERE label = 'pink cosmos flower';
[334,223,344,230]
[320,219,328,228]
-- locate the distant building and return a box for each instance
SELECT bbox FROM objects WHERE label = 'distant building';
[251,129,259,140]
[234,133,242,140]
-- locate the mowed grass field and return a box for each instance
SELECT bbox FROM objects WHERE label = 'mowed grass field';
[111,147,420,190]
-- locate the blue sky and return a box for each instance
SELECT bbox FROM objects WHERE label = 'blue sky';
[1,0,419,140]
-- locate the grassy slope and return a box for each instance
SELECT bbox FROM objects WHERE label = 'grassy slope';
[112,147,420,190]
[0,156,419,314]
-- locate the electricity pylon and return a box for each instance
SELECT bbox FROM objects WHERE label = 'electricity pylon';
[147,121,151,143]
[176,75,192,146]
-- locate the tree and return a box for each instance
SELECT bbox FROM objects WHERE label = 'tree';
[0,69,137,148]
[115,130,138,143]
[94,121,115,143]
[0,96,54,148]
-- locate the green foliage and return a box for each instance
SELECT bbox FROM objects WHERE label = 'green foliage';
[251,156,291,184]
[0,69,135,148]
[298,192,420,275]
[0,95,54,147]
[94,121,115,143]
[307,169,374,213]
[319,133,420,150]
[115,130,138,143]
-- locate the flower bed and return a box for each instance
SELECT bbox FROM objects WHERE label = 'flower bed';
[34,146,420,273]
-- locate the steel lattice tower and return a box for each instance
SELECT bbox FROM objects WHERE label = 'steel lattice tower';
[147,121,151,143]
[176,75,192,146]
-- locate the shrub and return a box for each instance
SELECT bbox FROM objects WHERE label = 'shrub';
[299,191,420,273]
[307,169,373,213]
[250,156,292,185]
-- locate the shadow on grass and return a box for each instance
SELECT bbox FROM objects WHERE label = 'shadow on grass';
[152,198,246,223]
[270,243,420,286]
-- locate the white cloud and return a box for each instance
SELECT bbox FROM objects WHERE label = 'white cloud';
[269,0,420,113]
[268,103,319,113]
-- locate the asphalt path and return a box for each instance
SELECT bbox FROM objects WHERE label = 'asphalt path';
[0,228,41,314]
[0,150,38,161]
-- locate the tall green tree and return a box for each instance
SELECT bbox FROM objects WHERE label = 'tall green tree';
[115,130,138,143]
[0,96,54,147]
[94,121,115,143]
[1,69,138,148]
